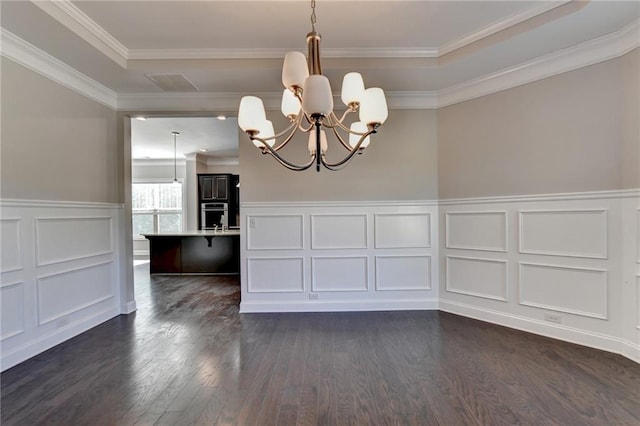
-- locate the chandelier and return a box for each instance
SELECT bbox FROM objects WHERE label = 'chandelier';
[237,0,388,172]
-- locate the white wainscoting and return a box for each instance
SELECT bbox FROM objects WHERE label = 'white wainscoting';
[445,211,507,252]
[1,219,22,273]
[637,209,640,263]
[440,189,640,364]
[241,201,438,312]
[246,257,304,293]
[312,256,368,292]
[375,255,431,291]
[35,216,113,266]
[1,281,25,340]
[446,256,508,301]
[519,262,608,319]
[246,214,304,250]
[0,199,127,371]
[636,275,640,329]
[519,209,607,259]
[311,214,367,249]
[374,213,431,248]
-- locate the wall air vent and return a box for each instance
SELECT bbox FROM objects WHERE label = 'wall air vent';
[145,73,198,92]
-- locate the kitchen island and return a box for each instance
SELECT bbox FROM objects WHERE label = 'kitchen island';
[143,230,240,275]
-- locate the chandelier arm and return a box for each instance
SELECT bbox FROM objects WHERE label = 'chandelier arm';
[329,111,356,131]
[329,125,356,152]
[271,119,302,152]
[253,137,316,171]
[298,122,314,133]
[320,130,376,169]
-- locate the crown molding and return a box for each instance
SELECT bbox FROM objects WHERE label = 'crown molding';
[0,29,118,110]
[438,18,640,108]
[30,0,128,68]
[206,158,240,166]
[4,17,638,112]
[128,47,438,61]
[30,0,566,63]
[131,158,187,167]
[438,1,572,56]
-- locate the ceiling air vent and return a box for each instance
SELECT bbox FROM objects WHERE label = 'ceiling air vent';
[145,73,198,92]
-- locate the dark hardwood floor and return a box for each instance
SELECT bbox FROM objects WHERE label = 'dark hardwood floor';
[2,263,640,425]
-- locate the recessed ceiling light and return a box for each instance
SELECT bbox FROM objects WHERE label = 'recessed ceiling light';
[216,115,226,120]
[199,148,209,152]
[135,116,146,121]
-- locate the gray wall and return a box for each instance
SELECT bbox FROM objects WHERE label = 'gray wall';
[622,49,640,189]
[437,49,638,199]
[239,109,438,202]
[1,58,119,203]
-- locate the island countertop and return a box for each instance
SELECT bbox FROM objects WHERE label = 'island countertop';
[142,229,240,238]
[142,230,240,275]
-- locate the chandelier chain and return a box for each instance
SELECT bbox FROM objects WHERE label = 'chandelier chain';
[310,0,317,32]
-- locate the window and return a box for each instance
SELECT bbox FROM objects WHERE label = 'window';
[132,182,183,236]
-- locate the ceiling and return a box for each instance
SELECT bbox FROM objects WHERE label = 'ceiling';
[131,117,238,160]
[1,0,639,159]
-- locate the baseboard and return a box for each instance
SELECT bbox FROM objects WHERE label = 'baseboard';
[240,298,439,313]
[439,299,639,364]
[121,300,137,314]
[621,340,640,363]
[1,307,120,372]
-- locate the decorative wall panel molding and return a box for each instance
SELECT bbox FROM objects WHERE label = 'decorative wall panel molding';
[1,219,22,273]
[637,276,640,330]
[519,262,608,320]
[0,199,125,372]
[375,255,431,291]
[374,213,431,249]
[637,209,640,263]
[519,210,607,259]
[1,282,24,340]
[311,214,367,250]
[37,261,114,325]
[446,256,508,301]
[246,215,304,250]
[35,216,113,266]
[445,211,507,252]
[247,257,304,293]
[311,256,368,292]
[241,202,437,312]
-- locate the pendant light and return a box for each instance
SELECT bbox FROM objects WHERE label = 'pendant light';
[172,131,179,184]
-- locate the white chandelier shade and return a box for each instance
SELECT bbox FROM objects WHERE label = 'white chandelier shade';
[237,0,388,172]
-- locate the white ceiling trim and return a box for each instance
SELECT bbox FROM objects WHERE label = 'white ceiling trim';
[128,47,439,60]
[0,29,118,110]
[438,17,640,108]
[438,0,571,56]
[32,0,567,62]
[4,18,637,113]
[132,159,187,167]
[207,158,240,166]
[30,0,128,68]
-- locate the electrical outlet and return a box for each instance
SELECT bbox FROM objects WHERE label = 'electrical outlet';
[249,218,256,228]
[309,293,319,300]
[544,312,562,324]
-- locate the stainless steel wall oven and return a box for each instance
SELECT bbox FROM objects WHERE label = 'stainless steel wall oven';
[201,202,228,230]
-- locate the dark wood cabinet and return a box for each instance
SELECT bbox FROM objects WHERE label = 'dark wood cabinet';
[199,174,230,201]
[145,234,240,275]
[198,173,239,228]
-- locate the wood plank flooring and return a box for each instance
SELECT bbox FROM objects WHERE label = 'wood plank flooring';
[2,263,640,425]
